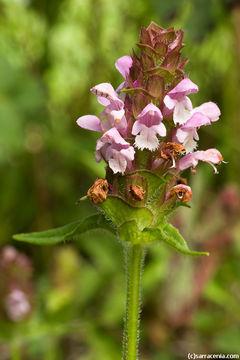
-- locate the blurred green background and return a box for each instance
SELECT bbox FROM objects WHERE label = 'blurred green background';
[0,0,240,359]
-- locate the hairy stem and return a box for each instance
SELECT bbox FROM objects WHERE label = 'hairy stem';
[122,243,145,360]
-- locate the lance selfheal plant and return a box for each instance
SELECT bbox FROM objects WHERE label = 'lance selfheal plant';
[13,22,224,360]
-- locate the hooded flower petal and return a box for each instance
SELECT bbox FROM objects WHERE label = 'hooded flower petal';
[91,83,123,108]
[164,78,198,125]
[174,114,209,153]
[115,56,133,79]
[137,103,163,126]
[89,82,127,135]
[192,101,220,122]
[77,115,102,132]
[177,149,223,173]
[96,127,129,150]
[174,102,220,153]
[100,107,127,135]
[132,103,166,151]
[95,128,135,174]
[167,78,198,99]
[183,112,211,128]
[107,146,135,174]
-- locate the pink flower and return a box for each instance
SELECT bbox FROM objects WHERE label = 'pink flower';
[77,115,102,132]
[174,102,221,153]
[164,78,198,125]
[115,56,133,92]
[5,289,31,322]
[192,101,220,122]
[95,128,135,174]
[91,82,123,108]
[91,84,126,133]
[132,103,166,151]
[99,106,127,135]
[177,149,223,173]
[115,56,133,79]
[77,83,127,135]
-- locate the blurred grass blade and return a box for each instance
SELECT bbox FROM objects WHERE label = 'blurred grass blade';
[13,214,116,245]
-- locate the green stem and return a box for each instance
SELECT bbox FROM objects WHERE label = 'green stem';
[122,243,145,360]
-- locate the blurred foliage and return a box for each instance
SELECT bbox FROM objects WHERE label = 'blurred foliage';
[0,0,240,359]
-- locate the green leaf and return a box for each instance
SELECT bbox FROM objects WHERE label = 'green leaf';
[13,214,116,245]
[144,221,209,256]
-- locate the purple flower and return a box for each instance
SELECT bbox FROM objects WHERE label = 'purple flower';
[77,115,102,132]
[0,246,33,322]
[95,128,135,174]
[164,78,198,125]
[77,83,127,136]
[99,106,127,135]
[5,289,31,322]
[192,101,221,122]
[115,55,133,92]
[115,56,133,79]
[91,82,123,107]
[132,103,166,151]
[177,149,223,173]
[174,102,221,153]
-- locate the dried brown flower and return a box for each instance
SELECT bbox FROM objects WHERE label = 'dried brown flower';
[170,184,192,203]
[160,142,186,160]
[129,185,146,201]
[87,179,109,204]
